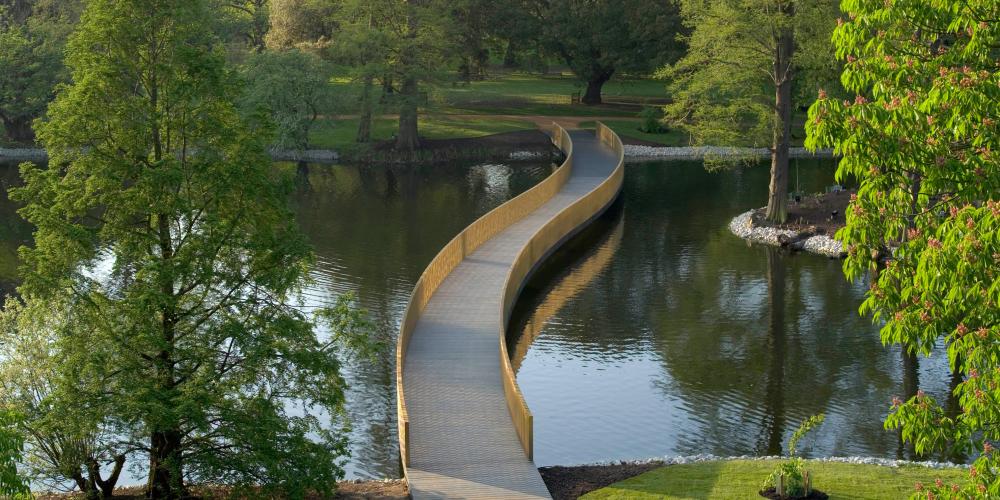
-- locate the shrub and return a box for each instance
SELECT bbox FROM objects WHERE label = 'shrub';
[762,413,826,497]
[638,106,667,134]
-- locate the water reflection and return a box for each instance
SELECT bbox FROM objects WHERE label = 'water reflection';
[287,160,554,479]
[512,160,955,467]
[0,157,961,481]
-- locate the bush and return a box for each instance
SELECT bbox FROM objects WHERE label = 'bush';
[638,106,667,134]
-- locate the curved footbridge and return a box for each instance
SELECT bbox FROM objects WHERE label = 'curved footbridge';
[396,123,625,499]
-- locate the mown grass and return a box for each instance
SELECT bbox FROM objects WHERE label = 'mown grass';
[307,115,536,149]
[329,71,667,119]
[582,460,969,500]
[581,119,689,146]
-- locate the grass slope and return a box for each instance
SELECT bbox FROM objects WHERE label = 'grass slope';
[582,460,968,500]
[579,119,688,146]
[308,115,537,149]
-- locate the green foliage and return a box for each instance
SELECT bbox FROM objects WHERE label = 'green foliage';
[805,0,999,497]
[531,0,685,100]
[8,0,372,496]
[0,409,29,499]
[788,413,825,457]
[638,107,666,134]
[241,48,338,150]
[0,3,70,144]
[662,0,841,149]
[761,413,825,496]
[762,457,808,496]
[0,297,126,497]
[216,0,269,53]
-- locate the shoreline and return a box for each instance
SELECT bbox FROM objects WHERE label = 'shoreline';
[2,144,837,165]
[33,455,966,499]
[540,455,969,499]
[729,208,846,258]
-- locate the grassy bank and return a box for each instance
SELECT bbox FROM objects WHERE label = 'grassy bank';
[582,460,968,499]
[308,114,537,149]
[579,119,688,146]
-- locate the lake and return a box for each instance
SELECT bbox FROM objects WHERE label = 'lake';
[0,157,956,483]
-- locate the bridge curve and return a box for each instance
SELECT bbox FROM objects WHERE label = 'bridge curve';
[396,123,625,499]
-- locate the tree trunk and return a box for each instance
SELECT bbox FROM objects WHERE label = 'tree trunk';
[395,0,420,151]
[98,455,125,499]
[396,77,420,151]
[357,76,373,143]
[581,70,613,105]
[147,429,183,499]
[765,25,794,224]
[1,116,36,144]
[503,40,518,68]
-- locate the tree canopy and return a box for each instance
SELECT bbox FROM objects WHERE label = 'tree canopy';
[807,0,999,496]
[530,0,685,104]
[663,0,842,223]
[0,1,77,144]
[10,0,369,497]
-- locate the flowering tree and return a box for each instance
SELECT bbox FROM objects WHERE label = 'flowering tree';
[806,0,998,497]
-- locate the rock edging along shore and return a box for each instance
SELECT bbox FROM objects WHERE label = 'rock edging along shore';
[729,209,846,258]
[0,148,342,164]
[624,145,836,161]
[560,454,968,470]
[3,146,836,164]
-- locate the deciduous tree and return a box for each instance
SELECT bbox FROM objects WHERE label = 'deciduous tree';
[241,48,338,150]
[530,0,685,105]
[806,1,999,496]
[663,0,841,223]
[11,0,370,497]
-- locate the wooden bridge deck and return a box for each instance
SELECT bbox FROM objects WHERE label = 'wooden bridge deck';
[401,130,620,499]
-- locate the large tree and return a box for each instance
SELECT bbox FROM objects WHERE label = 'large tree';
[219,0,270,53]
[806,0,998,496]
[11,0,368,498]
[663,0,841,223]
[529,0,685,104]
[241,48,337,150]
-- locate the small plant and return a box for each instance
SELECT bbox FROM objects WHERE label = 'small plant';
[761,413,826,498]
[638,106,667,134]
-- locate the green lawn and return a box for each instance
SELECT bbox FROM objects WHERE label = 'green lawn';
[581,119,689,146]
[583,460,968,500]
[330,71,668,118]
[308,115,536,149]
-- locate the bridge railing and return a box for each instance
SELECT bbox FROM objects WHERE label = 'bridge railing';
[499,121,625,460]
[396,122,575,469]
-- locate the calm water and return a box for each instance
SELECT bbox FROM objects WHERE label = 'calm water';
[0,157,956,483]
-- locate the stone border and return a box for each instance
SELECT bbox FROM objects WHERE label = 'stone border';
[729,209,845,258]
[624,145,835,161]
[1,148,342,164]
[563,454,967,470]
[2,146,837,164]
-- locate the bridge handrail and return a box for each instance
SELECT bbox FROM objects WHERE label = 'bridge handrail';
[498,121,625,460]
[396,122,575,469]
